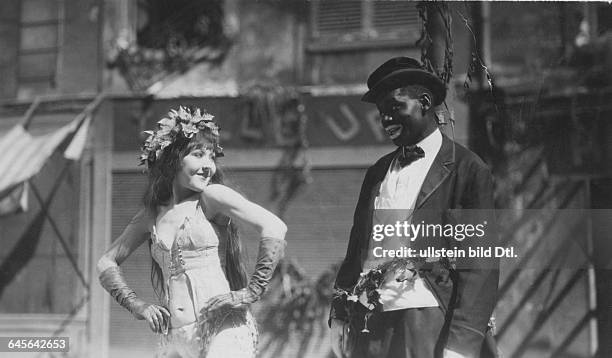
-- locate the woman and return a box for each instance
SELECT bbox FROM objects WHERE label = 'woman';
[97,106,287,357]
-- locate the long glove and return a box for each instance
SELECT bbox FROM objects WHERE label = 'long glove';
[203,237,286,312]
[99,266,170,333]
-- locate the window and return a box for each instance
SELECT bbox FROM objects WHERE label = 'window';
[309,0,421,52]
[108,0,230,91]
[136,0,227,51]
[17,0,62,97]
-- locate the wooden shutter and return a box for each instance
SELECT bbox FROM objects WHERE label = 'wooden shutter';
[313,0,362,37]
[0,0,21,98]
[18,0,60,96]
[372,1,420,35]
[310,0,421,45]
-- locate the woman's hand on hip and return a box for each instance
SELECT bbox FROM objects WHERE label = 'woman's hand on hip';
[134,303,171,334]
[201,289,252,315]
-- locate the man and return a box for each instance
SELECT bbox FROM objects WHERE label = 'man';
[329,57,499,358]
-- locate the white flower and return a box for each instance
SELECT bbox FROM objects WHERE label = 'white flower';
[347,295,359,302]
[158,117,175,129]
[177,106,190,121]
[182,122,199,137]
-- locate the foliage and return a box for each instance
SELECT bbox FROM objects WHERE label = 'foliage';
[255,260,337,358]
[241,84,313,219]
[417,2,454,86]
[139,106,222,168]
[417,2,496,97]
[334,257,449,334]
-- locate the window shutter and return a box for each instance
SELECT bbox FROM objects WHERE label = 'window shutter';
[0,1,21,98]
[315,1,362,37]
[372,1,420,34]
[310,0,421,47]
[18,0,60,96]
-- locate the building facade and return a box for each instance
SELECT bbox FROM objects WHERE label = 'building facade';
[0,1,610,357]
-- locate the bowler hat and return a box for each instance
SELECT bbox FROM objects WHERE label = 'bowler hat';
[362,57,446,105]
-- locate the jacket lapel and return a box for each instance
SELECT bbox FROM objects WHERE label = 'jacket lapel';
[415,134,455,209]
[360,150,397,255]
[369,149,398,203]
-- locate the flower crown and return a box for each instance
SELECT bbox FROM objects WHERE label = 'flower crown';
[139,106,224,167]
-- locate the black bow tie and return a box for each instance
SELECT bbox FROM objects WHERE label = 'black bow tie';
[398,145,425,167]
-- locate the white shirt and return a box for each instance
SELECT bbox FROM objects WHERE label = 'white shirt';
[371,128,442,311]
[376,128,443,210]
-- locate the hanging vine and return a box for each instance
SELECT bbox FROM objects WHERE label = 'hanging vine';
[416,2,496,95]
[256,260,338,357]
[241,84,313,220]
[454,8,495,94]
[417,2,454,86]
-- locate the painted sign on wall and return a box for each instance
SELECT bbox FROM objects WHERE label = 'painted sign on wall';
[113,95,389,152]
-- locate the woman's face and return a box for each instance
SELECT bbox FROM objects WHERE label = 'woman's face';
[175,141,217,193]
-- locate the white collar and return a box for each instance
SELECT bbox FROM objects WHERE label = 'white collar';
[414,128,442,157]
[393,128,442,164]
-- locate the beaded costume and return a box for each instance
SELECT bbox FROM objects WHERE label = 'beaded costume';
[150,199,257,358]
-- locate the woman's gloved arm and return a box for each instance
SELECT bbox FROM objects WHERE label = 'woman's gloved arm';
[203,237,286,311]
[99,265,170,333]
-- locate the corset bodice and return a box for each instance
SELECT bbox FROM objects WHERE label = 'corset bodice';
[149,199,231,328]
[150,213,224,278]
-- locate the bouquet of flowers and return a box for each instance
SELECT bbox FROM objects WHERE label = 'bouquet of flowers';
[334,258,422,334]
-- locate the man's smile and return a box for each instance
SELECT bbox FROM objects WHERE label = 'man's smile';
[384,124,403,140]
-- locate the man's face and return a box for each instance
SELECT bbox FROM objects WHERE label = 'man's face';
[375,87,436,146]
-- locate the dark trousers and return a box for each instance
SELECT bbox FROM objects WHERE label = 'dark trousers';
[349,307,447,358]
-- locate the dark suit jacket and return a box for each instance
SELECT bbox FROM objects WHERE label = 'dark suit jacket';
[330,134,499,357]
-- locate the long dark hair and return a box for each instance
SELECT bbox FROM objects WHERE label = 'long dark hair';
[143,128,248,301]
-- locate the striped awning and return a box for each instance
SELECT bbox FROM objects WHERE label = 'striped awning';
[0,114,91,215]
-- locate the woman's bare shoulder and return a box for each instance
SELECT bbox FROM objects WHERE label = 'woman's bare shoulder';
[201,184,241,200]
[130,207,155,233]
[200,184,244,214]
